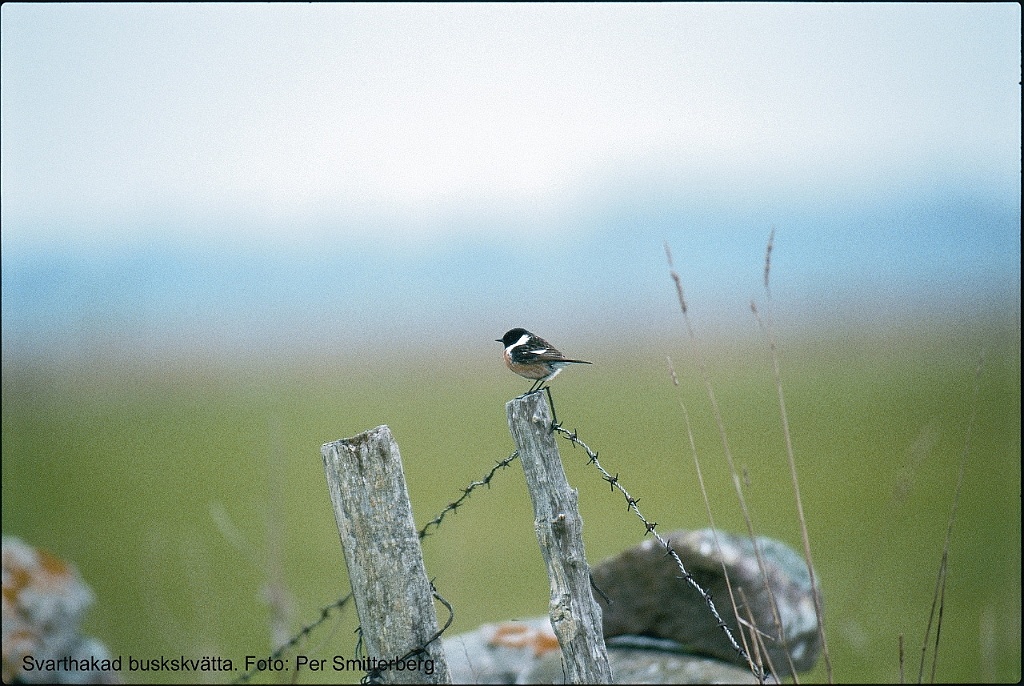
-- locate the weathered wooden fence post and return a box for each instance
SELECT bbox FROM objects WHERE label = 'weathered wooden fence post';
[321,426,452,684]
[506,392,613,684]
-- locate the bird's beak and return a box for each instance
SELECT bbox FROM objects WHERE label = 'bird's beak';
[495,339,502,343]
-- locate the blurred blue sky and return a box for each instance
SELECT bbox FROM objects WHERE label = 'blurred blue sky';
[2,3,1020,361]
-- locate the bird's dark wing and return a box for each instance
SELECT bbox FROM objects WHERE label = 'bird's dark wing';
[528,349,592,364]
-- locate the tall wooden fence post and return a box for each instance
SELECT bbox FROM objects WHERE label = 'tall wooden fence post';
[321,425,451,684]
[506,393,613,684]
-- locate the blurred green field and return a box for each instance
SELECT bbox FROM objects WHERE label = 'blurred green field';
[2,317,1020,684]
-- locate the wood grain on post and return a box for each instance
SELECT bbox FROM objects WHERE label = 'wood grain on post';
[506,393,613,684]
[321,426,451,684]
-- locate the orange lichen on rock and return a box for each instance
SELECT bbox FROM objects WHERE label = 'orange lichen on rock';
[488,621,561,657]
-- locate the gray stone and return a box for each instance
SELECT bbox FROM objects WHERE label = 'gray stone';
[592,529,822,676]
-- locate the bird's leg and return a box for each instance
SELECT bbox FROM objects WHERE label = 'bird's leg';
[544,385,560,431]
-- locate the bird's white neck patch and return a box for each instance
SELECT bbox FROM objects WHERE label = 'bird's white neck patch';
[509,333,532,350]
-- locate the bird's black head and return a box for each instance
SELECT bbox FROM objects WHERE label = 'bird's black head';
[497,328,531,346]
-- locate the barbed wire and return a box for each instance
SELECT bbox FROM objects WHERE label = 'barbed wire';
[233,592,355,684]
[553,422,766,683]
[418,450,520,539]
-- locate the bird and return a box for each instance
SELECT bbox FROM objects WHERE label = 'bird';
[496,328,592,394]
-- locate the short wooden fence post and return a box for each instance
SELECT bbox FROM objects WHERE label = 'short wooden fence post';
[321,425,451,684]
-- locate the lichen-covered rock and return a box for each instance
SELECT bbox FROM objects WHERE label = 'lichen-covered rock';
[592,529,823,676]
[2,536,117,684]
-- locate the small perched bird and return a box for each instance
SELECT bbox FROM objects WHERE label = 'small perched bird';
[497,328,592,394]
